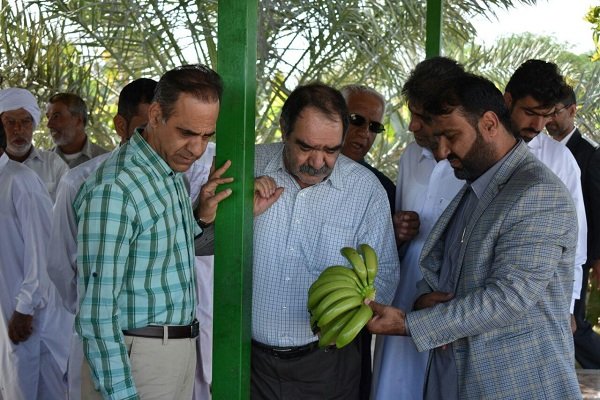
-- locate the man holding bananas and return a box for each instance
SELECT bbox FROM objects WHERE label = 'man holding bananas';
[367,73,581,399]
[251,82,400,399]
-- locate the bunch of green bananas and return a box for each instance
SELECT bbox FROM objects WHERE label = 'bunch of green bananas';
[307,243,378,349]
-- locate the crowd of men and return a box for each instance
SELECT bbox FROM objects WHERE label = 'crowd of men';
[0,57,598,400]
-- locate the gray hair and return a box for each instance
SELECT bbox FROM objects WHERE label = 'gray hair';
[339,84,386,113]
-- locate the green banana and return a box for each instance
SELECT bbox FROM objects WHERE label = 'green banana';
[319,265,365,289]
[335,303,373,348]
[341,247,368,287]
[311,287,362,321]
[359,243,378,287]
[307,280,359,310]
[317,295,363,328]
[308,273,362,297]
[318,308,357,347]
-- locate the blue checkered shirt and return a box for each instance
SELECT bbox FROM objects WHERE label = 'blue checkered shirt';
[252,143,400,347]
[74,131,200,400]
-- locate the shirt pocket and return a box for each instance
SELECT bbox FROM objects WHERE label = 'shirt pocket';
[305,222,357,275]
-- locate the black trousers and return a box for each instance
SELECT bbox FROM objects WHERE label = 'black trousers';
[573,262,600,368]
[251,339,361,400]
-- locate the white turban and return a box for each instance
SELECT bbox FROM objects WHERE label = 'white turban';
[0,88,41,129]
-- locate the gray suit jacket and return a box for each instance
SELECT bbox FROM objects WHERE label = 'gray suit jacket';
[406,142,581,399]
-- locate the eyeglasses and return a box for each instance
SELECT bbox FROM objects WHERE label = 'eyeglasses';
[349,113,385,134]
[552,104,572,117]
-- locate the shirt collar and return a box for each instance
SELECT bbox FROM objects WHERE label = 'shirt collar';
[0,152,8,170]
[129,129,177,178]
[560,127,577,145]
[469,140,519,199]
[26,146,42,161]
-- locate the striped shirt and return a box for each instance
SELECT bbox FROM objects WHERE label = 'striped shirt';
[252,143,400,347]
[74,131,200,400]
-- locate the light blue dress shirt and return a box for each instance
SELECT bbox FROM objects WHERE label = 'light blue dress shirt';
[252,142,400,347]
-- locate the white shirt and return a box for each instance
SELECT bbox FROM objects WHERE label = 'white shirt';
[253,143,400,347]
[0,152,71,392]
[23,147,69,202]
[527,133,586,311]
[47,151,112,312]
[394,142,464,310]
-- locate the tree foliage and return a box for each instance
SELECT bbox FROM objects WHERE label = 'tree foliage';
[1,0,598,180]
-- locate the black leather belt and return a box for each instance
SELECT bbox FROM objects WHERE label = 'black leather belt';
[252,340,334,359]
[123,319,199,339]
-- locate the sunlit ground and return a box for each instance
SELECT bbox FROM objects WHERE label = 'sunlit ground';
[578,370,600,399]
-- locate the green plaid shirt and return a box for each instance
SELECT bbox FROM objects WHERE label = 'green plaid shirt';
[74,131,200,400]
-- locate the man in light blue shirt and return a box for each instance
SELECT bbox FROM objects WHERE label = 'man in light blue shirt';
[251,83,400,399]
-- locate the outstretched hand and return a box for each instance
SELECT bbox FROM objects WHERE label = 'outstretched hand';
[254,176,284,216]
[366,300,407,336]
[195,160,234,224]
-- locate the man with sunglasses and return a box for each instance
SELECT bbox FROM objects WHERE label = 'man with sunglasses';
[547,84,600,369]
[340,85,395,212]
[339,85,395,400]
[505,59,586,322]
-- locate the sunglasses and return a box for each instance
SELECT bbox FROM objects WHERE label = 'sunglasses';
[349,113,385,134]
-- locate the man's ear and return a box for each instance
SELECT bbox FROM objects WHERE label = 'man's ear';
[113,114,128,142]
[567,103,577,119]
[503,92,512,108]
[147,102,163,128]
[480,111,500,138]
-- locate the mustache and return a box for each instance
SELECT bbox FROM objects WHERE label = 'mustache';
[299,164,331,176]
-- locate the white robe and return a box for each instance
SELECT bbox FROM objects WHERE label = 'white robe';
[371,142,464,400]
[0,153,69,399]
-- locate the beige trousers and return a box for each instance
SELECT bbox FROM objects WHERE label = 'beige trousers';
[81,335,196,399]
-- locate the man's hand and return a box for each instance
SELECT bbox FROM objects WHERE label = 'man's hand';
[8,311,33,344]
[413,291,454,311]
[393,211,420,246]
[195,160,234,224]
[254,176,284,216]
[366,300,407,336]
[590,259,600,288]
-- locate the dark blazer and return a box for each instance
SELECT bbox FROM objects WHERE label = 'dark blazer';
[566,129,600,261]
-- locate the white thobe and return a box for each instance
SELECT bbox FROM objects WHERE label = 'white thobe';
[0,153,69,400]
[23,147,69,202]
[185,142,215,400]
[527,133,586,311]
[371,142,464,400]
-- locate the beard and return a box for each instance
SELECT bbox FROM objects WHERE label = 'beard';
[449,127,495,181]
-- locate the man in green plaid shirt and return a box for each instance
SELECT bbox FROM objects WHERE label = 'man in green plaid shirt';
[74,65,233,400]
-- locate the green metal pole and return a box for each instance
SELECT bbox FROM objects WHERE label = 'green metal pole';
[214,0,257,398]
[425,0,443,58]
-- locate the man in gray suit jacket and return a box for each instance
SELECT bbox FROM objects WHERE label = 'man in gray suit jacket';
[367,73,581,399]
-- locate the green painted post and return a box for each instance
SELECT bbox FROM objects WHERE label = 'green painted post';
[213,0,257,398]
[426,0,443,58]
